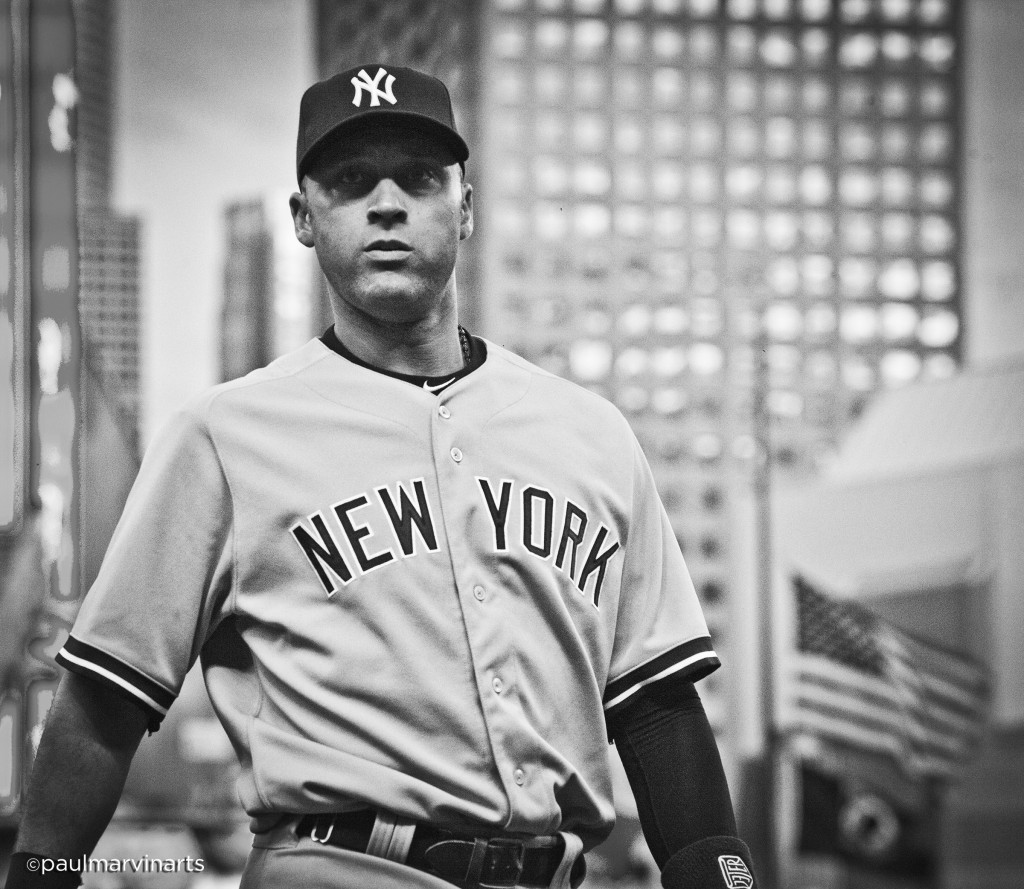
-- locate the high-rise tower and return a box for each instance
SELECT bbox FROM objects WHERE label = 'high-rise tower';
[475,0,962,770]
[310,0,963,804]
[220,194,317,382]
[1,0,83,824]
[74,0,142,438]
[1,0,143,825]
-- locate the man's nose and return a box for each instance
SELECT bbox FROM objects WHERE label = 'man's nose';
[367,179,407,225]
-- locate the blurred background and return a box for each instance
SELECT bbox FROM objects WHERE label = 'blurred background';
[1,0,1022,887]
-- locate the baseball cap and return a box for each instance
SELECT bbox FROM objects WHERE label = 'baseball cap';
[296,64,469,183]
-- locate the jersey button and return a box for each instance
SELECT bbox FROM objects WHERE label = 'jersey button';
[450,447,463,463]
[473,585,485,601]
[492,676,503,694]
[438,405,451,419]
[514,768,525,786]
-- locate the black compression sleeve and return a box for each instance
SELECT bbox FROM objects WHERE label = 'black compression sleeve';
[607,681,738,869]
[4,853,81,889]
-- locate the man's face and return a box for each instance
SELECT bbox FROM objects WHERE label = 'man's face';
[291,125,473,328]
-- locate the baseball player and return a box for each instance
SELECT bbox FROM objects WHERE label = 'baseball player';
[8,65,757,889]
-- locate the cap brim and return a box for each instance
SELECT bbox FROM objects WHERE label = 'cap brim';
[298,110,469,183]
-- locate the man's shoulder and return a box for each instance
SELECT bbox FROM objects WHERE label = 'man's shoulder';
[170,339,334,427]
[482,339,631,429]
[218,336,333,391]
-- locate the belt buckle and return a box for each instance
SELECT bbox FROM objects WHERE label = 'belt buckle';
[479,837,526,888]
[309,814,336,844]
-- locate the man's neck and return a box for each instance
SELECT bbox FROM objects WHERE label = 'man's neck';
[321,325,484,394]
[330,307,464,377]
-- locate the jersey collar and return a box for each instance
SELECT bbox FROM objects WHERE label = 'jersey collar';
[319,325,487,395]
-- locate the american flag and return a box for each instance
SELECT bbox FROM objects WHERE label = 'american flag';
[788,576,989,781]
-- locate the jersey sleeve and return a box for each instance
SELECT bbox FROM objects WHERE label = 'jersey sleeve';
[602,432,720,721]
[56,403,233,730]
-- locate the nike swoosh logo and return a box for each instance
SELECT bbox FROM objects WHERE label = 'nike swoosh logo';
[423,377,456,393]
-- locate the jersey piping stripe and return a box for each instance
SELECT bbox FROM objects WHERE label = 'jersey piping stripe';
[56,636,174,714]
[56,649,169,718]
[603,637,720,712]
[603,651,721,712]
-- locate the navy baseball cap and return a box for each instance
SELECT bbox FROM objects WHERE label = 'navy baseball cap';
[296,64,469,183]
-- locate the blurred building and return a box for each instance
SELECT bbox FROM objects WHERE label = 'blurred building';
[1,0,85,828]
[220,193,319,381]
[78,213,141,437]
[222,200,271,380]
[0,0,143,843]
[73,0,113,211]
[481,0,965,789]
[75,0,142,438]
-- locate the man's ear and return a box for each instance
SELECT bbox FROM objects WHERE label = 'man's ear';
[459,180,474,241]
[290,191,314,247]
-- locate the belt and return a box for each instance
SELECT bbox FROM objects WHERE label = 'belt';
[296,809,575,889]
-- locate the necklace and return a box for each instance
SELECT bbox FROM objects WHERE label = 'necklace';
[458,326,472,368]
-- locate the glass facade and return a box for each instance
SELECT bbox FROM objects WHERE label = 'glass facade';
[75,0,143,438]
[220,195,317,383]
[478,0,962,735]
[79,214,141,430]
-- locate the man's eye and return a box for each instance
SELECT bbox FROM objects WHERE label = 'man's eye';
[405,166,438,185]
[338,168,364,185]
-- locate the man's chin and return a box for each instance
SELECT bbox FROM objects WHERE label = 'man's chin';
[349,283,443,325]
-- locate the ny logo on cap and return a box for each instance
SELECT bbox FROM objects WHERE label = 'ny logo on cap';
[351,67,397,108]
[717,855,753,889]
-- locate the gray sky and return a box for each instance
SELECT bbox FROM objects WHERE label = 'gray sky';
[112,0,313,442]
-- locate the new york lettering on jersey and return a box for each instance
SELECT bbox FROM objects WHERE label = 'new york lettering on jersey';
[290,475,621,607]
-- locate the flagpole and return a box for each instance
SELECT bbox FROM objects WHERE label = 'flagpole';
[926,776,943,889]
[752,314,780,889]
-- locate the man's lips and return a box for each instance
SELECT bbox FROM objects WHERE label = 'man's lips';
[364,239,412,261]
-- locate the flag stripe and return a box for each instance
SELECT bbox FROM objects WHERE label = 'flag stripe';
[796,655,986,738]
[794,686,974,761]
[788,576,989,781]
[795,679,976,757]
[794,709,955,777]
[793,666,983,773]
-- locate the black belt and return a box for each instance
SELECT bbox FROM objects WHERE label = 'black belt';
[296,809,577,889]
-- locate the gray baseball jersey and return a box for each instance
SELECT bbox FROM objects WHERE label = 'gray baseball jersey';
[56,337,719,850]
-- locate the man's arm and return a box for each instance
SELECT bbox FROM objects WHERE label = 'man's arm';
[608,681,758,889]
[10,671,148,874]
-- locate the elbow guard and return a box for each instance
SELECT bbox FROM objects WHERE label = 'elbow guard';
[661,836,757,889]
